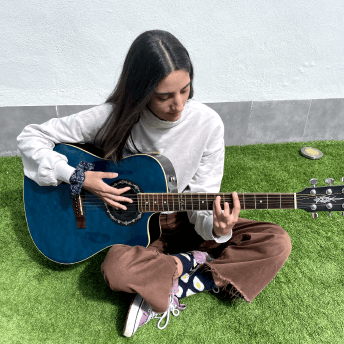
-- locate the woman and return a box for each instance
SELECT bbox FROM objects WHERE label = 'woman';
[17,30,291,337]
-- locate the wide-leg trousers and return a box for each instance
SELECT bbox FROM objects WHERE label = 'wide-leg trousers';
[101,212,292,313]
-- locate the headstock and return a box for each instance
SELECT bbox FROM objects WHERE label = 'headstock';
[297,177,344,218]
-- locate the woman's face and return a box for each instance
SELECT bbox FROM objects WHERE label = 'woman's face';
[147,70,191,121]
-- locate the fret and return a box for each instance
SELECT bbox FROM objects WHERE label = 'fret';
[184,193,187,211]
[163,194,167,211]
[203,194,207,210]
[151,194,155,212]
[191,194,193,211]
[198,194,201,210]
[254,193,256,209]
[206,193,208,210]
[163,194,166,211]
[267,194,268,209]
[148,193,152,212]
[280,193,281,209]
[173,193,175,211]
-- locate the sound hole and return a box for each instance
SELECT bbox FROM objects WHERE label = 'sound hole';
[104,179,143,226]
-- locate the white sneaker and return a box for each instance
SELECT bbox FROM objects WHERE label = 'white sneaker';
[123,286,186,337]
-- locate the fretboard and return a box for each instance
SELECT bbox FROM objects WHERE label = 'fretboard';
[137,192,296,213]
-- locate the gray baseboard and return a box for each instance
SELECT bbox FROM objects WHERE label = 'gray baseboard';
[1,98,343,157]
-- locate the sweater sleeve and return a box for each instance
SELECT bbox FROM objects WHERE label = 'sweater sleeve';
[17,104,110,187]
[186,119,233,243]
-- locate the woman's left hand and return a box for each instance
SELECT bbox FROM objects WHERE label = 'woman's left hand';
[213,192,241,237]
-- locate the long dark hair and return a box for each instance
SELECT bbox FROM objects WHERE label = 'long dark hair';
[95,30,194,162]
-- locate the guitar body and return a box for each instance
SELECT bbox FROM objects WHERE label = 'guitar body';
[23,143,178,264]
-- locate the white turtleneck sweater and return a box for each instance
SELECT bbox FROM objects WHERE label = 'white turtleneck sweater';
[17,99,232,243]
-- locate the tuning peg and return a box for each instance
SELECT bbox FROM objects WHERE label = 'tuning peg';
[312,212,318,219]
[329,211,332,217]
[342,177,344,183]
[325,178,334,186]
[309,178,318,187]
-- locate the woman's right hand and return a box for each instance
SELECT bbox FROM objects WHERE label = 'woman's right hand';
[83,171,133,210]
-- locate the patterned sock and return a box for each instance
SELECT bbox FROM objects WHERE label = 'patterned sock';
[175,269,216,299]
[170,252,198,276]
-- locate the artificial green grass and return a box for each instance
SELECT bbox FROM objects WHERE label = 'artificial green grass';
[1,140,344,343]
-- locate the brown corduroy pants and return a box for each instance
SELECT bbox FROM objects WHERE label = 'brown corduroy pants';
[101,212,292,313]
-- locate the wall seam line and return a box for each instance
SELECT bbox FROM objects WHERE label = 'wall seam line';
[302,99,312,142]
[246,101,254,145]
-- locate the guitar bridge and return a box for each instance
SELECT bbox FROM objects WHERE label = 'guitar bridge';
[72,192,86,228]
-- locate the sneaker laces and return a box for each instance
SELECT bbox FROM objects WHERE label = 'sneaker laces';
[141,307,159,327]
[212,287,220,293]
[156,295,186,330]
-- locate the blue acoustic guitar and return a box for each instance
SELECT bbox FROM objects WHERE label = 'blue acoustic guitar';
[23,143,344,264]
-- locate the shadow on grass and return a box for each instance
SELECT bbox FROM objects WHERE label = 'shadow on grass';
[77,250,134,335]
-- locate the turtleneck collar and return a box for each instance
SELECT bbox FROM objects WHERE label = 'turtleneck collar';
[141,100,189,129]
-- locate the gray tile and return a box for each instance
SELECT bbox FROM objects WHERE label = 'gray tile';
[2,99,344,157]
[205,101,252,146]
[247,100,311,145]
[57,105,96,118]
[0,105,57,156]
[303,98,344,141]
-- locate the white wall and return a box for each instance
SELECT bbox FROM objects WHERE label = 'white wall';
[1,0,344,106]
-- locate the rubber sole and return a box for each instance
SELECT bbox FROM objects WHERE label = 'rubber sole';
[123,294,144,337]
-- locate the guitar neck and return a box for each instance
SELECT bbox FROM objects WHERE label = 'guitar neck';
[137,192,296,213]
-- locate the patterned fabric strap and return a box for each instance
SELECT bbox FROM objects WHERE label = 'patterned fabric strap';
[69,161,95,199]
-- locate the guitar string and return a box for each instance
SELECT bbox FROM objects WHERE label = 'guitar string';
[81,192,336,199]
[79,199,331,204]
[80,202,328,207]
[76,193,334,208]
[76,193,340,208]
[77,198,333,209]
[79,196,335,204]
[79,193,331,200]
[77,205,334,212]
[79,195,335,203]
